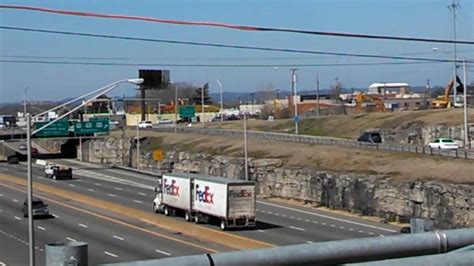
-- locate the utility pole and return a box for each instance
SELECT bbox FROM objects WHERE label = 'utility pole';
[23,86,28,118]
[243,112,248,181]
[316,74,320,116]
[136,117,140,170]
[462,60,469,149]
[26,114,35,266]
[449,0,460,106]
[216,80,224,126]
[426,78,431,108]
[291,68,299,134]
[174,84,178,134]
[250,93,255,115]
[201,84,205,127]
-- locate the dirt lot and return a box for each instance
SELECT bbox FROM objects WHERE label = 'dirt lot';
[112,130,474,184]
[205,109,474,139]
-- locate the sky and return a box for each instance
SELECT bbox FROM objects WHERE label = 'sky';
[0,0,473,103]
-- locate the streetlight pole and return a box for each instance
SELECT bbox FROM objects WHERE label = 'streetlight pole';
[174,84,178,134]
[26,114,34,266]
[23,86,28,118]
[136,117,140,170]
[462,59,468,149]
[243,112,248,181]
[316,74,320,116]
[26,78,143,266]
[291,68,299,134]
[201,84,205,128]
[216,80,224,126]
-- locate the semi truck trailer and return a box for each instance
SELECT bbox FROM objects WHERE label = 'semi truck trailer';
[153,173,256,230]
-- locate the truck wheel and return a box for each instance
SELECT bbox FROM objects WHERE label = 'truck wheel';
[164,207,170,216]
[220,220,227,230]
[185,211,191,222]
[153,204,159,213]
[194,213,200,224]
[52,174,57,180]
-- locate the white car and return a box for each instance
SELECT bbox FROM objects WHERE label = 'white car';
[428,138,459,150]
[138,121,153,128]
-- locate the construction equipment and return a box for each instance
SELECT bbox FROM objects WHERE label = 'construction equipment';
[355,93,387,113]
[431,76,463,108]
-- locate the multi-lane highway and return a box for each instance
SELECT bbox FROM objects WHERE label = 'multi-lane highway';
[0,159,400,265]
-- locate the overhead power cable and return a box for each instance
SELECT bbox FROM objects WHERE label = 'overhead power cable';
[0,59,442,67]
[1,4,473,45]
[3,26,473,64]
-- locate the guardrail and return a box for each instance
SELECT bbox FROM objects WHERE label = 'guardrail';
[150,126,474,160]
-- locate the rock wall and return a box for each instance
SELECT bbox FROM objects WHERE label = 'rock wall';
[82,138,473,229]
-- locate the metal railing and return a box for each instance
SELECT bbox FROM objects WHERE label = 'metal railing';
[151,126,474,160]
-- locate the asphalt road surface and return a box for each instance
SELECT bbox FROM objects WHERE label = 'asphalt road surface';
[0,160,400,264]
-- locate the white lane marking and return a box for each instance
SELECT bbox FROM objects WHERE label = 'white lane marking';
[380,234,385,237]
[88,189,95,192]
[290,216,295,219]
[52,214,59,218]
[69,184,75,187]
[113,235,124,241]
[289,226,306,232]
[155,249,171,256]
[138,192,147,196]
[0,209,2,212]
[321,222,327,226]
[66,237,76,242]
[297,217,302,221]
[133,200,143,204]
[349,228,354,231]
[94,183,102,186]
[260,210,266,213]
[267,211,273,214]
[78,223,88,228]
[114,187,123,191]
[104,251,118,258]
[37,226,46,231]
[281,214,286,217]
[14,216,21,221]
[107,193,116,197]
[74,169,154,190]
[313,221,319,224]
[12,199,19,203]
[339,226,345,229]
[307,241,313,244]
[368,232,375,235]
[305,219,310,222]
[330,224,336,228]
[258,201,397,233]
[257,229,265,233]
[0,193,3,197]
[359,230,364,233]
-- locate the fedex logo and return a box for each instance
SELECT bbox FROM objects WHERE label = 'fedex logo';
[196,184,214,204]
[163,178,180,196]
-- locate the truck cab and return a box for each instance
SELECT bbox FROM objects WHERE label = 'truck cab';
[44,163,73,180]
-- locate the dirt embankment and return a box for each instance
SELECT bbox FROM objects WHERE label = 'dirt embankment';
[111,130,474,185]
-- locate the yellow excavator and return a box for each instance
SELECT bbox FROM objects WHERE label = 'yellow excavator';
[355,93,387,113]
[431,76,463,108]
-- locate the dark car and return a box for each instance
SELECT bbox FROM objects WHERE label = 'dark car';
[22,198,49,218]
[357,132,382,143]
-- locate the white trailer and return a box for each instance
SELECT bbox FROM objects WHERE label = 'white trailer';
[153,173,257,230]
[153,173,194,221]
[193,176,256,230]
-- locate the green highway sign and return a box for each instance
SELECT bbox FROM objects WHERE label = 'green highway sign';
[34,120,69,137]
[74,119,110,134]
[179,106,195,118]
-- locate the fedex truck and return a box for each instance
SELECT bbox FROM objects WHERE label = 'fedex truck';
[153,173,256,230]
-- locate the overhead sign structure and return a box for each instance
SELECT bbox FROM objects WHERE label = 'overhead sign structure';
[179,106,196,118]
[34,120,69,137]
[74,119,110,134]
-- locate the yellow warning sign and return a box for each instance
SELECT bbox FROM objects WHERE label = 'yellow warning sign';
[153,149,164,161]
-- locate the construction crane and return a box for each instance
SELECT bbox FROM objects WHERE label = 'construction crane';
[431,76,463,108]
[355,93,387,113]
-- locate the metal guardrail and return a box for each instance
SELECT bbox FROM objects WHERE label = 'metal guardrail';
[151,126,474,160]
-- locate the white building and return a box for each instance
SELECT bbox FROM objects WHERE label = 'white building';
[368,83,410,96]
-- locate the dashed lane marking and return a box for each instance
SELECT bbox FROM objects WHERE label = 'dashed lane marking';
[134,200,143,204]
[257,229,265,233]
[78,223,88,228]
[12,199,18,203]
[104,251,118,258]
[368,232,375,235]
[69,184,75,187]
[88,189,95,192]
[108,193,116,197]
[258,201,397,233]
[289,226,306,232]
[94,183,102,186]
[37,226,46,231]
[66,237,76,242]
[155,249,171,256]
[339,226,345,230]
[52,214,59,218]
[113,235,124,241]
[359,230,364,233]
[14,216,21,221]
[114,187,123,191]
[330,224,336,228]
[307,241,313,244]
[349,228,354,231]
[313,221,319,224]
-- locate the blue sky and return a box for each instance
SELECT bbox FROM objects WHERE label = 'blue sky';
[0,0,473,102]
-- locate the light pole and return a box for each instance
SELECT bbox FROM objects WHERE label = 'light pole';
[243,112,248,181]
[201,84,205,128]
[291,68,299,134]
[23,86,28,118]
[27,78,143,266]
[136,116,140,170]
[316,74,320,116]
[462,59,469,149]
[216,80,224,126]
[174,83,178,134]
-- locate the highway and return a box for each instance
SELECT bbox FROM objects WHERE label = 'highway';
[0,160,400,264]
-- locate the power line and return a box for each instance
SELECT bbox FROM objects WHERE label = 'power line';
[2,49,474,61]
[1,4,473,45]
[3,26,473,63]
[0,59,444,67]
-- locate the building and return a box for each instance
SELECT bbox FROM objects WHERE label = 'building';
[368,83,410,96]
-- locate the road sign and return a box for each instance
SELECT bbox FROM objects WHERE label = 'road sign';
[179,106,195,118]
[153,149,164,161]
[294,115,301,123]
[34,120,69,137]
[74,119,110,134]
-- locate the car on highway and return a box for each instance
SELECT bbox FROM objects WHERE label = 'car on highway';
[138,121,153,129]
[427,138,459,150]
[22,198,49,218]
[357,132,382,143]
